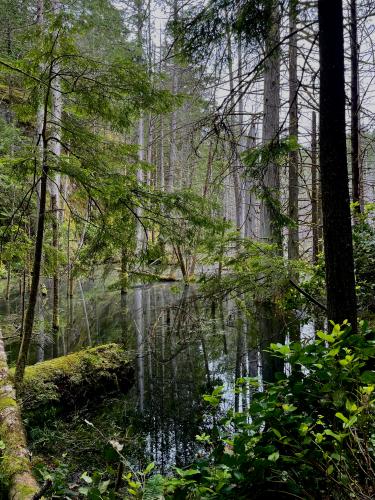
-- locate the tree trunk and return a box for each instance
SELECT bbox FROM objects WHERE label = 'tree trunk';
[51,194,59,331]
[226,27,243,236]
[311,111,319,263]
[49,0,63,331]
[167,0,179,193]
[136,115,145,253]
[15,0,49,389]
[350,0,361,215]
[288,0,299,260]
[136,1,145,253]
[260,3,282,248]
[15,158,48,389]
[0,331,39,499]
[16,344,134,414]
[318,0,357,331]
[5,263,11,301]
[245,121,257,238]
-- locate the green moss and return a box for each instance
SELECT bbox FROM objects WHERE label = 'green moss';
[10,344,134,417]
[1,455,30,478]
[15,483,39,497]
[0,397,17,412]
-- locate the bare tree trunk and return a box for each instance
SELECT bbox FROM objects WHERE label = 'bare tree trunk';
[51,194,59,331]
[79,280,91,346]
[136,115,145,253]
[158,30,165,191]
[318,0,357,331]
[35,0,45,226]
[159,116,165,190]
[226,27,243,236]
[350,0,361,215]
[49,0,63,331]
[260,3,282,248]
[20,269,26,339]
[311,111,319,264]
[67,215,71,297]
[288,0,299,260]
[147,114,153,186]
[136,1,145,253]
[167,0,178,193]
[5,263,11,301]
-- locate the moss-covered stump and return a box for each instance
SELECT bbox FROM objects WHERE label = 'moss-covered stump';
[14,343,134,416]
[0,331,39,499]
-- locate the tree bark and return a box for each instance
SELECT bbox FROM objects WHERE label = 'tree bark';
[15,0,49,389]
[226,27,243,236]
[288,0,299,260]
[15,159,48,388]
[49,0,63,331]
[318,0,357,331]
[51,194,59,331]
[260,3,282,248]
[0,331,39,499]
[311,111,319,263]
[167,0,179,194]
[350,0,361,215]
[136,0,145,253]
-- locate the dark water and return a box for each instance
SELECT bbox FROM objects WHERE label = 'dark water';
[0,278,313,471]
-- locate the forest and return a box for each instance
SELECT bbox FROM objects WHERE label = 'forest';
[0,0,374,498]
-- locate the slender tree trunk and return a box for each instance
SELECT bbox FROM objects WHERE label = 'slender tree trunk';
[136,115,145,253]
[121,248,128,295]
[350,0,361,215]
[245,121,257,238]
[20,269,26,339]
[167,0,179,193]
[15,158,49,388]
[158,30,165,191]
[79,280,91,346]
[318,0,357,331]
[159,116,165,190]
[260,3,282,248]
[136,1,145,253]
[288,0,299,260]
[49,0,63,331]
[67,215,71,297]
[15,0,50,384]
[226,27,243,236]
[35,0,44,225]
[147,114,153,186]
[5,263,11,301]
[51,194,59,331]
[311,111,319,263]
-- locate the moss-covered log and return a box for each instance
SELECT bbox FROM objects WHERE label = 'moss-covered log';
[14,344,134,415]
[0,331,39,499]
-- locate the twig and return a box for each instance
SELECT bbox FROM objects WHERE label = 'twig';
[289,279,327,312]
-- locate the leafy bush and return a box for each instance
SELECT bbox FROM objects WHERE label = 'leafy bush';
[150,322,375,499]
[353,203,375,313]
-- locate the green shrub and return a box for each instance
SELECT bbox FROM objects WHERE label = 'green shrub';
[152,321,375,499]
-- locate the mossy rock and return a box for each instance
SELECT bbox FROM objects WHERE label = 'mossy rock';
[11,344,134,417]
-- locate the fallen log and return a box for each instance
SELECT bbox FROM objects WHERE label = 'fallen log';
[14,343,134,415]
[0,330,39,499]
